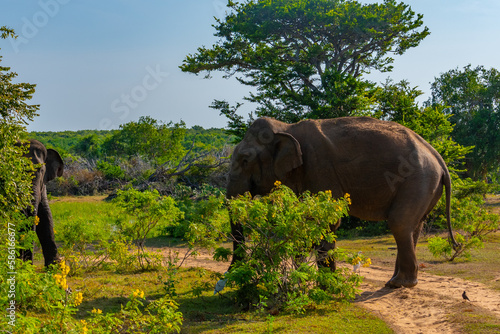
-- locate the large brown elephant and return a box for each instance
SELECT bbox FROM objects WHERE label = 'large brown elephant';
[18,139,64,266]
[226,117,458,288]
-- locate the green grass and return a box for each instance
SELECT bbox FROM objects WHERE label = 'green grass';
[50,196,121,241]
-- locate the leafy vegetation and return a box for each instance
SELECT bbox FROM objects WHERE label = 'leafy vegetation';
[428,65,500,180]
[222,183,358,312]
[182,0,429,138]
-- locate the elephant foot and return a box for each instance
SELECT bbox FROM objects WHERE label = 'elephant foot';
[384,277,418,288]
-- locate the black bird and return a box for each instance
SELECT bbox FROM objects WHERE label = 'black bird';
[462,291,470,301]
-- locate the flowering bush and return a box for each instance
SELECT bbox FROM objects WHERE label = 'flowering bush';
[219,182,361,313]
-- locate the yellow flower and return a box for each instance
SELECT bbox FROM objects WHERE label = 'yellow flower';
[74,292,83,306]
[344,193,352,205]
[363,258,372,267]
[274,180,282,187]
[34,216,40,225]
[81,320,88,334]
[132,289,145,299]
[91,308,102,314]
[53,273,68,290]
[325,190,332,196]
[60,261,70,275]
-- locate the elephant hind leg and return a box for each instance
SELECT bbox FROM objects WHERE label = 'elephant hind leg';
[389,219,425,282]
[385,214,425,288]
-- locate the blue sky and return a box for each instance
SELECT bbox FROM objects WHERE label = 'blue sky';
[1,0,500,131]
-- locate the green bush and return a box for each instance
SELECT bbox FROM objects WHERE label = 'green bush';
[96,160,125,180]
[221,182,361,313]
[113,188,184,270]
[426,177,499,261]
[168,184,229,242]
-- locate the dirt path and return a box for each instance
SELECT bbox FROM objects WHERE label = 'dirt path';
[163,246,500,334]
[354,265,500,334]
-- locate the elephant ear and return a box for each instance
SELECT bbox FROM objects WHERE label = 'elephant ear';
[44,149,64,183]
[273,132,303,180]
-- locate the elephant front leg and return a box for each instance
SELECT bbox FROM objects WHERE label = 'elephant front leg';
[229,221,245,269]
[36,194,60,267]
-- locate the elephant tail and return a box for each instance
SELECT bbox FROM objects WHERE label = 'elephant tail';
[443,169,460,250]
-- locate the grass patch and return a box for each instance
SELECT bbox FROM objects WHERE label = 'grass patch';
[448,303,500,334]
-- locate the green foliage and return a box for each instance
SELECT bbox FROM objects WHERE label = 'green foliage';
[102,116,186,165]
[169,184,229,242]
[182,0,429,133]
[429,64,500,180]
[96,160,125,180]
[113,188,184,270]
[427,177,499,261]
[224,183,360,312]
[85,291,183,334]
[0,261,85,333]
[0,27,38,215]
[52,200,122,273]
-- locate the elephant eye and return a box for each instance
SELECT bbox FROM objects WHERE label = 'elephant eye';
[241,159,248,168]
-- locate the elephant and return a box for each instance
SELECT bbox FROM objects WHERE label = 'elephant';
[17,139,64,267]
[226,116,459,288]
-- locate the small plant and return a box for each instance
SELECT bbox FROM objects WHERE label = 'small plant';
[86,290,183,333]
[113,188,184,270]
[0,261,85,333]
[427,178,499,261]
[222,182,361,313]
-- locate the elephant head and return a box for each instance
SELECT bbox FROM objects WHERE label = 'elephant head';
[19,139,63,266]
[226,118,303,198]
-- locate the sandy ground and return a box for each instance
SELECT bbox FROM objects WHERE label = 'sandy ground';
[164,246,500,334]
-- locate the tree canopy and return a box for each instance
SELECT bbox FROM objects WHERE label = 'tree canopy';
[428,65,500,180]
[102,116,187,165]
[181,0,429,131]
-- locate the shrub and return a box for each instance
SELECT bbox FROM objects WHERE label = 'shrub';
[96,160,125,180]
[167,184,229,242]
[113,188,184,270]
[426,177,499,261]
[220,182,361,313]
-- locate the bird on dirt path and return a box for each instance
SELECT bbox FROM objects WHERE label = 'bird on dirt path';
[462,291,470,301]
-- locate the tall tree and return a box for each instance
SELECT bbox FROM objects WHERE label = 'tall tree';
[428,65,500,180]
[181,0,429,136]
